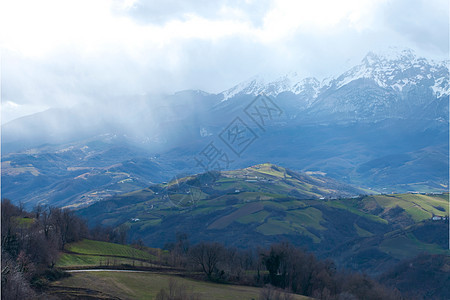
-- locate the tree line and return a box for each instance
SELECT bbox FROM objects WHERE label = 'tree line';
[1,199,128,299]
[164,234,406,300]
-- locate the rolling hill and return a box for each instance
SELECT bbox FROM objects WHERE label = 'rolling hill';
[57,239,159,269]
[77,163,449,274]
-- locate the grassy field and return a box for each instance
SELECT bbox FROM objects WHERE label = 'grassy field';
[379,234,450,259]
[12,216,35,227]
[67,239,156,260]
[57,239,157,268]
[324,200,389,224]
[369,193,448,221]
[50,271,311,300]
[57,253,156,268]
[353,223,373,237]
[208,202,264,229]
[54,238,312,299]
[324,193,448,224]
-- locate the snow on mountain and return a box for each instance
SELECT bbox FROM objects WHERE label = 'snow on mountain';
[220,48,449,102]
[430,66,450,98]
[220,72,321,101]
[330,48,449,96]
[220,75,268,101]
[292,77,321,97]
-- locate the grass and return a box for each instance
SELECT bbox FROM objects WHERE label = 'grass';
[237,210,270,224]
[257,218,294,235]
[285,207,326,230]
[256,218,321,243]
[208,202,264,229]
[66,239,155,261]
[137,219,163,231]
[324,201,389,224]
[12,216,34,227]
[353,223,373,237]
[370,194,449,222]
[218,163,338,199]
[51,271,311,300]
[320,193,448,226]
[57,239,158,268]
[57,253,155,268]
[204,199,325,241]
[379,234,450,260]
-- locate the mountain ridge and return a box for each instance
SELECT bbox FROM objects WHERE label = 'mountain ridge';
[220,48,449,101]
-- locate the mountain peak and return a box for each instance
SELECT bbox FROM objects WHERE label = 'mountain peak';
[220,72,321,101]
[330,47,449,94]
[220,47,447,101]
[362,47,417,66]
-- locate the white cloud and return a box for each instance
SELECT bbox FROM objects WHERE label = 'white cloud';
[0,0,393,56]
[1,101,49,124]
[0,0,448,123]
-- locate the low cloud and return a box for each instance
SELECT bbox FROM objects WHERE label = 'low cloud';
[1,0,448,123]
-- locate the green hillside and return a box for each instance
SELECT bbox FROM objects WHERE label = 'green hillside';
[67,239,155,259]
[77,163,449,274]
[79,163,364,228]
[325,193,448,224]
[57,239,158,268]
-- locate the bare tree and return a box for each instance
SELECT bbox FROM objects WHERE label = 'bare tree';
[189,242,224,280]
[49,207,87,250]
[166,232,190,267]
[1,252,36,300]
[114,224,128,245]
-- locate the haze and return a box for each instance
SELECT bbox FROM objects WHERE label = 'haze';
[1,0,449,124]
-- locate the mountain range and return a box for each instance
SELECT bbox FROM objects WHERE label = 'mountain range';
[1,48,448,208]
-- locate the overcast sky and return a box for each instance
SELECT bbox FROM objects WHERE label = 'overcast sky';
[1,0,449,124]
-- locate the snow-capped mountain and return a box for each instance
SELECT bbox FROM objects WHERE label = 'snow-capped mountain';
[221,72,321,102]
[331,48,449,95]
[219,48,449,122]
[221,48,449,100]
